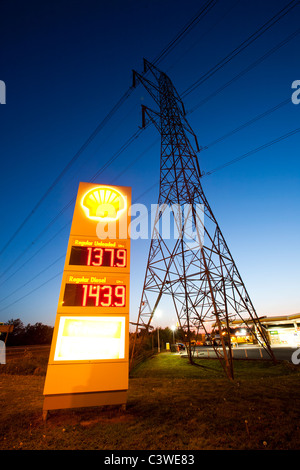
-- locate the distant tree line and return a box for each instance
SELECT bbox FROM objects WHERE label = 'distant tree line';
[2,319,53,346]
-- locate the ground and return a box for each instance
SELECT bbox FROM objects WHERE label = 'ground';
[0,352,300,450]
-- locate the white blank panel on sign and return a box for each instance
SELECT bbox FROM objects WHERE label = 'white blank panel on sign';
[54,316,126,361]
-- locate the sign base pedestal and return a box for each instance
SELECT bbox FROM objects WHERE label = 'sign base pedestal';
[43,390,127,421]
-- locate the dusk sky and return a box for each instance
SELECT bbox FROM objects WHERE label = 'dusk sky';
[0,0,299,330]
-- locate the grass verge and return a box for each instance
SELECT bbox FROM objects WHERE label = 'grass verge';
[0,352,300,450]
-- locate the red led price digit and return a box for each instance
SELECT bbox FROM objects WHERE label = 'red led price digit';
[93,248,103,266]
[101,285,113,307]
[114,285,126,307]
[105,248,115,267]
[86,247,92,266]
[86,247,103,266]
[115,249,126,267]
[82,284,88,306]
[82,284,100,306]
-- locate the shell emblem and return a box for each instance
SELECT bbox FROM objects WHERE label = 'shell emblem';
[81,186,126,221]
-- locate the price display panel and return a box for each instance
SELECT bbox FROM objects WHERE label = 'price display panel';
[65,237,130,273]
[58,272,129,313]
[69,246,127,268]
[63,283,126,308]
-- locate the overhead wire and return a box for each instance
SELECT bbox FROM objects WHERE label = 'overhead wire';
[0,127,145,281]
[202,98,291,150]
[1,122,299,313]
[0,89,289,290]
[0,87,135,257]
[3,0,294,263]
[187,27,300,115]
[203,127,300,176]
[182,0,299,98]
[0,220,71,287]
[153,0,218,65]
[13,0,296,263]
[0,0,219,259]
[0,0,222,290]
[165,0,242,74]
[4,16,295,283]
[1,1,298,309]
[0,254,65,304]
[0,272,63,313]
[4,71,294,292]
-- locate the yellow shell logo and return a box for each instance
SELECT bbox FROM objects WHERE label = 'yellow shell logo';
[81,186,126,221]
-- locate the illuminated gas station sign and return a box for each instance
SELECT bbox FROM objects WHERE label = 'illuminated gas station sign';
[43,183,131,420]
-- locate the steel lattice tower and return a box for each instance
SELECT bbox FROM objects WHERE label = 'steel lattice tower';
[131,59,274,379]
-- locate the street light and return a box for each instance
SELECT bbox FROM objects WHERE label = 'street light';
[171,325,176,344]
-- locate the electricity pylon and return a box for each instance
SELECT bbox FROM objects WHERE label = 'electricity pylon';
[131,59,275,379]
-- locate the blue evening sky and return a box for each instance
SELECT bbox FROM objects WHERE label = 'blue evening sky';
[0,0,299,329]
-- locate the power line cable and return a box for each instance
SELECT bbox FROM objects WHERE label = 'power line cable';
[1,74,293,287]
[0,220,71,287]
[187,27,300,115]
[0,1,219,258]
[125,125,300,203]
[2,125,298,313]
[204,127,300,175]
[0,47,293,283]
[165,0,241,74]
[1,3,296,283]
[0,271,63,313]
[90,128,145,182]
[7,0,293,266]
[202,98,291,149]
[0,87,134,257]
[0,254,65,303]
[153,0,218,65]
[2,92,287,287]
[0,127,145,281]
[182,0,299,98]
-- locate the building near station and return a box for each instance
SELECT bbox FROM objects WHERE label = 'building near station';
[230,313,300,347]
